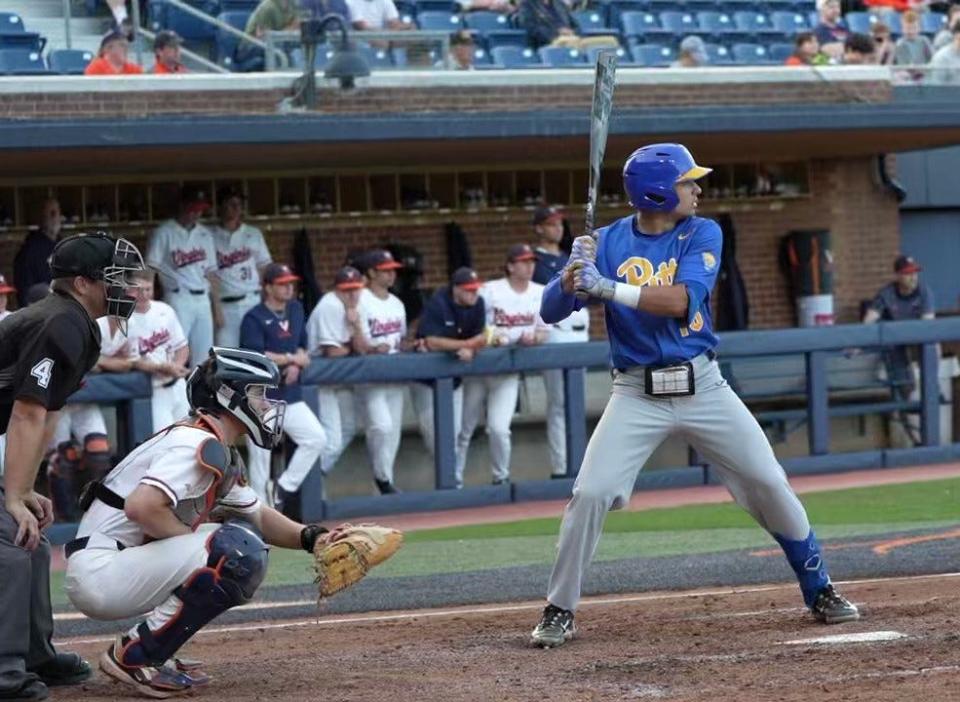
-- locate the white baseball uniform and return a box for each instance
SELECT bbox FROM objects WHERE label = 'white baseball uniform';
[306,291,362,475]
[211,223,271,348]
[542,307,590,476]
[357,288,406,485]
[146,219,217,368]
[456,278,547,487]
[64,420,260,628]
[127,301,191,432]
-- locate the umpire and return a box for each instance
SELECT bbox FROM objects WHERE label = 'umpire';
[0,232,144,701]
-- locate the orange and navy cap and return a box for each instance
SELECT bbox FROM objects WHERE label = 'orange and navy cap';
[532,205,563,226]
[0,274,15,294]
[507,243,537,263]
[363,249,403,271]
[334,266,364,290]
[263,263,301,285]
[451,266,482,291]
[894,255,921,274]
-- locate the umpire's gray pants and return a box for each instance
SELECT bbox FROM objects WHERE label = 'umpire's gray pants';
[0,488,57,682]
[546,355,811,612]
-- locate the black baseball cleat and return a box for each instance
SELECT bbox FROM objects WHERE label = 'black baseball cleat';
[811,585,860,624]
[375,479,400,495]
[531,604,576,648]
[29,652,92,687]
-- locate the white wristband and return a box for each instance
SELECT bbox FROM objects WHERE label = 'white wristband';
[612,282,642,310]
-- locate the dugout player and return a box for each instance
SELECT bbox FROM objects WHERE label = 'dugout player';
[412,266,486,455]
[530,144,859,648]
[0,232,144,701]
[240,263,325,514]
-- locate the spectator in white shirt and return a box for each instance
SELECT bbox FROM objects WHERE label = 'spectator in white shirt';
[346,0,411,30]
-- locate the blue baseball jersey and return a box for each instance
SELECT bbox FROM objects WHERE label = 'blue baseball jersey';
[541,214,722,367]
[533,247,568,286]
[239,300,308,403]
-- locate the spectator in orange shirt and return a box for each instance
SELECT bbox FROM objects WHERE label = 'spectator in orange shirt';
[785,32,827,65]
[83,30,143,75]
[152,30,187,74]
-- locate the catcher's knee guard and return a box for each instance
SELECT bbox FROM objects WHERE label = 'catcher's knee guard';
[119,521,269,668]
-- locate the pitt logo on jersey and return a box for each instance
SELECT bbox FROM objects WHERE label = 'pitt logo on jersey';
[616,257,678,287]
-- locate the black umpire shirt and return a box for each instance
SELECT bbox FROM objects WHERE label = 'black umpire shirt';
[0,289,101,434]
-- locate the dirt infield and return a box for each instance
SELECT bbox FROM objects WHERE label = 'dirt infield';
[56,572,960,702]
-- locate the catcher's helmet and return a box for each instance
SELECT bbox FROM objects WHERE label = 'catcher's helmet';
[623,144,712,212]
[50,232,145,334]
[186,347,285,449]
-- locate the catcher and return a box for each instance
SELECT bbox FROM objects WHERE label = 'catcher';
[64,347,402,698]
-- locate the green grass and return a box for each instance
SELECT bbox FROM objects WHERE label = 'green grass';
[51,478,960,608]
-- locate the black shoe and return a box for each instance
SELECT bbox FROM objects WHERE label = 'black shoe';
[0,672,48,701]
[811,584,860,624]
[550,474,568,480]
[492,478,510,486]
[531,603,576,648]
[375,479,399,495]
[29,652,91,687]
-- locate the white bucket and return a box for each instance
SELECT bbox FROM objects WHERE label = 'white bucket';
[797,294,835,327]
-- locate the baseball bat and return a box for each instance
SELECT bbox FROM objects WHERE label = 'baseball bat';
[585,50,618,243]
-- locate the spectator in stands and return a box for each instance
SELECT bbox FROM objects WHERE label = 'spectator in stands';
[456,0,512,12]
[211,186,272,348]
[785,31,827,65]
[412,267,486,456]
[13,199,63,308]
[517,0,617,49]
[238,0,303,69]
[240,263,325,516]
[931,20,960,82]
[843,32,876,63]
[450,30,476,70]
[895,11,935,65]
[300,0,353,23]
[671,36,709,67]
[346,0,412,30]
[871,22,895,65]
[151,30,188,74]
[0,275,14,321]
[146,185,221,369]
[306,266,368,485]
[813,0,849,60]
[456,244,549,489]
[84,30,143,75]
[934,5,960,50]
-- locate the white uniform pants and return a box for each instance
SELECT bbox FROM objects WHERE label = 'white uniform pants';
[246,400,326,501]
[215,293,260,349]
[455,374,520,487]
[0,434,5,476]
[316,387,360,474]
[151,379,191,433]
[542,368,586,477]
[546,357,811,612]
[66,526,218,625]
[166,291,213,369]
[409,382,463,457]
[358,385,404,484]
[53,404,108,447]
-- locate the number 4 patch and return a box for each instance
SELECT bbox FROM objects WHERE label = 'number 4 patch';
[30,358,54,389]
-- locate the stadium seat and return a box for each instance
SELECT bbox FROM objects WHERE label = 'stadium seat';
[761,0,796,11]
[882,12,902,36]
[463,11,512,33]
[538,46,587,65]
[359,44,395,68]
[417,11,463,30]
[608,0,649,24]
[731,41,773,63]
[921,11,946,35]
[0,49,53,75]
[471,46,494,65]
[705,42,733,64]
[696,11,738,40]
[483,30,530,49]
[767,41,793,61]
[415,0,459,11]
[0,12,46,53]
[216,10,249,68]
[220,0,259,9]
[732,11,780,38]
[48,49,94,75]
[620,10,673,43]
[770,11,809,35]
[647,0,680,13]
[0,12,25,33]
[659,11,698,38]
[631,43,675,66]
[490,45,541,67]
[148,0,219,41]
[807,11,819,28]
[573,10,613,35]
[291,44,334,69]
[844,11,873,34]
[586,45,629,64]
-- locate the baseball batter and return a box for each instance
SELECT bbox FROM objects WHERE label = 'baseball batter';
[210,187,272,348]
[146,187,220,369]
[456,244,549,488]
[126,269,191,432]
[63,348,361,698]
[530,144,859,648]
[357,250,407,495]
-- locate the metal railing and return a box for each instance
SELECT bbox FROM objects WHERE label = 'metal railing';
[264,29,454,71]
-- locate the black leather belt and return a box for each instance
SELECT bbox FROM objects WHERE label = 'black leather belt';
[221,294,248,303]
[173,288,207,295]
[65,536,126,559]
[161,377,179,388]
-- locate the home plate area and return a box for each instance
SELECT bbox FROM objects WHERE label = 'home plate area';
[56,573,960,702]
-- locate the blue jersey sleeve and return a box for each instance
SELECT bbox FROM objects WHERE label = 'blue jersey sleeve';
[239,310,266,353]
[540,274,584,324]
[675,220,722,326]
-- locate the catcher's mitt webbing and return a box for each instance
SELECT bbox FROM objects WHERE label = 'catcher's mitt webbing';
[312,525,403,599]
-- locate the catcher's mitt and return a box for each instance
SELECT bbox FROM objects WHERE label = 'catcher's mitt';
[312,524,403,598]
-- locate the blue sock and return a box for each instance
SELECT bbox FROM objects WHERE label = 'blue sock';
[773,530,830,608]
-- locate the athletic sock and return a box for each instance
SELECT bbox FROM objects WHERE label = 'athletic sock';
[773,529,830,608]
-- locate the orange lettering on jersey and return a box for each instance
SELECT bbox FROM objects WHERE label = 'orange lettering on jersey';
[617,257,678,287]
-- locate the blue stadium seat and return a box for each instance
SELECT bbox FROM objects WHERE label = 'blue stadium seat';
[586,45,629,64]
[215,10,249,68]
[921,11,946,35]
[417,11,463,30]
[705,42,733,64]
[463,11,512,32]
[883,12,902,36]
[490,45,540,67]
[415,0,459,11]
[220,0,259,9]
[608,0,648,23]
[631,42,675,66]
[731,41,773,63]
[659,11,698,37]
[291,44,334,69]
[760,0,796,12]
[48,48,94,75]
[0,49,53,75]
[538,46,587,65]
[483,30,530,49]
[149,0,219,41]
[696,11,738,40]
[647,0,680,13]
[359,44,395,68]
[770,11,809,34]
[767,41,793,61]
[844,11,873,34]
[471,46,494,65]
[573,10,613,35]
[0,12,25,33]
[619,10,662,39]
[0,12,46,53]
[733,11,779,38]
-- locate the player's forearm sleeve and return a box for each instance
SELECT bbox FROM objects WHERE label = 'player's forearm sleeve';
[540,276,582,324]
[685,281,707,325]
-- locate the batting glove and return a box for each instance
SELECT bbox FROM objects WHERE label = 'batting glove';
[569,235,597,266]
[573,259,616,302]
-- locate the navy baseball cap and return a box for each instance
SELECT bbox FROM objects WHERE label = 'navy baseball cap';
[263,263,300,285]
[50,233,119,280]
[532,205,563,226]
[363,249,403,271]
[334,266,364,290]
[507,243,537,262]
[451,266,482,290]
[894,255,921,274]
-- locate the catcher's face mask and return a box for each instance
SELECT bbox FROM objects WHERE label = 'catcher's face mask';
[219,382,286,450]
[104,238,146,336]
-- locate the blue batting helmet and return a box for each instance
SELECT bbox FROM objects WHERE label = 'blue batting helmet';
[622,144,712,212]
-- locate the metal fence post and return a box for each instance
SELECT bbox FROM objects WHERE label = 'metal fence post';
[432,377,458,489]
[920,342,940,446]
[62,0,72,50]
[806,351,830,455]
